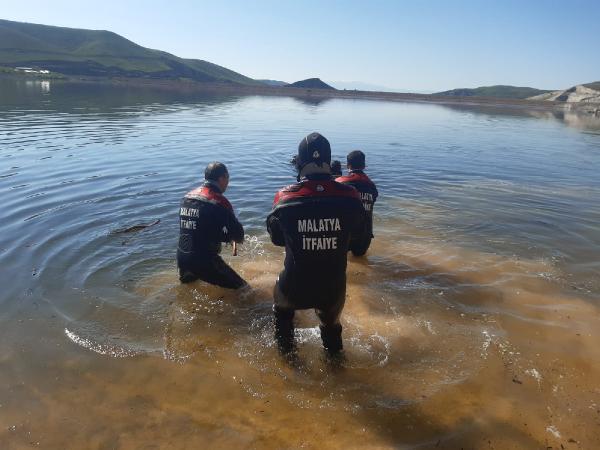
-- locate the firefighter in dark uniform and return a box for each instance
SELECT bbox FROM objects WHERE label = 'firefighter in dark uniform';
[330,160,343,178]
[177,162,246,289]
[267,133,367,354]
[336,150,378,256]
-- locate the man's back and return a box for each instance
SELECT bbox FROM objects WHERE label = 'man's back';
[269,132,365,354]
[336,170,378,237]
[267,175,365,308]
[177,182,244,274]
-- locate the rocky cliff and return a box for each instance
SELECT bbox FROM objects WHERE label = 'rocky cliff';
[528,83,600,103]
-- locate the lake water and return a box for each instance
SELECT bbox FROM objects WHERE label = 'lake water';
[1,78,600,448]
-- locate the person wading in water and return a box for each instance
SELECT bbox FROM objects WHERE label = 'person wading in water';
[177,162,246,288]
[336,150,378,256]
[330,159,343,178]
[267,133,366,355]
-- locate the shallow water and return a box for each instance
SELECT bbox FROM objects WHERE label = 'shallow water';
[1,78,600,448]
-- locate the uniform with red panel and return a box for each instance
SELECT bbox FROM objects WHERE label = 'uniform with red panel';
[336,150,378,256]
[267,176,365,306]
[266,133,367,354]
[177,180,245,288]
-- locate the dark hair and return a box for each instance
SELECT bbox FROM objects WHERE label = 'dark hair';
[347,150,366,169]
[205,161,228,181]
[331,160,342,175]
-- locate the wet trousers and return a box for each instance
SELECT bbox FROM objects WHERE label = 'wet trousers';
[350,236,372,257]
[273,280,345,354]
[179,255,246,289]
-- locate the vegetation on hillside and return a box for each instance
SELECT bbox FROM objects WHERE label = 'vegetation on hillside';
[258,79,289,87]
[435,85,551,99]
[0,19,258,84]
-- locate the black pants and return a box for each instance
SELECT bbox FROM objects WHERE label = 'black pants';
[350,236,372,256]
[273,280,345,354]
[179,255,246,289]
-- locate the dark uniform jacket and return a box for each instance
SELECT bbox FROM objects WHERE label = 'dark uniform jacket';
[266,174,366,309]
[336,170,378,238]
[177,181,244,271]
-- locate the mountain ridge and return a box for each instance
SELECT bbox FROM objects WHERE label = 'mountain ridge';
[0,19,258,85]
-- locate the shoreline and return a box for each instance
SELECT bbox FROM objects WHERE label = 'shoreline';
[3,73,600,114]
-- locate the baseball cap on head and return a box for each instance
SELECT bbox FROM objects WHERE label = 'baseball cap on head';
[297,132,331,170]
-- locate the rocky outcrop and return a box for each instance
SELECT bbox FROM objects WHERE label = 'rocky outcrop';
[529,84,600,103]
[286,78,335,90]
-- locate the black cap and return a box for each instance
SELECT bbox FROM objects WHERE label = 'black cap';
[297,132,331,170]
[347,150,365,169]
[205,161,228,181]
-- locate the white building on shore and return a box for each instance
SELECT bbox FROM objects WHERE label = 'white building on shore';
[14,67,50,74]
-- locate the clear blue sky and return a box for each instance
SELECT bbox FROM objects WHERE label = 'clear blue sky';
[2,0,599,91]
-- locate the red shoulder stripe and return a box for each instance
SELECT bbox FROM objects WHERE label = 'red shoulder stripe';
[335,175,354,183]
[273,180,359,206]
[186,186,233,211]
[336,172,374,186]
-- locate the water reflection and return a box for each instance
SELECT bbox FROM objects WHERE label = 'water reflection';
[0,78,243,113]
[3,77,599,132]
[292,96,332,107]
[437,101,600,133]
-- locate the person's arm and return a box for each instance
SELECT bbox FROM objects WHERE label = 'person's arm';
[223,209,244,244]
[266,210,285,247]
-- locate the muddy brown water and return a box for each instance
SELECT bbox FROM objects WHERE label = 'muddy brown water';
[1,79,600,448]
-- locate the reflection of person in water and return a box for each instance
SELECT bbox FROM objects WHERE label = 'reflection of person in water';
[267,132,367,355]
[177,162,246,289]
[336,150,378,256]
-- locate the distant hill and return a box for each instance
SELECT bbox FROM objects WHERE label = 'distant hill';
[257,79,289,87]
[435,85,551,99]
[326,80,431,93]
[528,82,600,103]
[0,19,257,84]
[287,78,335,90]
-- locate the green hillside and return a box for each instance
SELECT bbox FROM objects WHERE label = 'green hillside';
[434,85,551,99]
[0,19,257,84]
